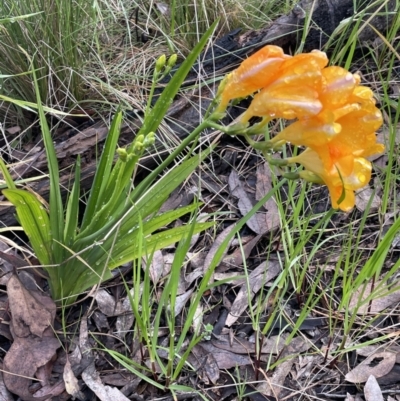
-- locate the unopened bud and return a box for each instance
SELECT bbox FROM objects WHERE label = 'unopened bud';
[268,157,288,167]
[117,148,128,162]
[132,141,144,156]
[167,54,177,68]
[216,74,231,98]
[135,134,145,143]
[155,54,166,72]
[144,132,156,147]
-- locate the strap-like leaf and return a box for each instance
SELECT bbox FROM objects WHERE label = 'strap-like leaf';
[74,148,211,250]
[3,189,53,266]
[30,54,64,260]
[64,157,81,246]
[80,110,123,231]
[106,222,214,269]
[0,158,16,189]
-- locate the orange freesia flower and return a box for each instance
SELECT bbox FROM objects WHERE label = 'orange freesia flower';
[274,78,383,210]
[217,45,290,112]
[216,45,384,211]
[217,48,328,119]
[270,67,384,178]
[288,148,373,211]
[239,50,328,121]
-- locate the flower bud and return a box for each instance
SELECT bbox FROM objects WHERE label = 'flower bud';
[132,142,144,156]
[135,134,145,143]
[167,54,177,68]
[155,54,166,72]
[117,148,128,162]
[144,132,156,148]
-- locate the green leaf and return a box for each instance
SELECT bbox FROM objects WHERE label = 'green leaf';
[80,110,123,231]
[74,149,211,251]
[106,221,214,269]
[355,217,400,285]
[0,158,16,189]
[80,202,209,272]
[30,54,64,261]
[64,157,81,246]
[3,189,53,266]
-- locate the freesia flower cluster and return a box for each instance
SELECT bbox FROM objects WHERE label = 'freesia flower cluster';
[216,45,384,211]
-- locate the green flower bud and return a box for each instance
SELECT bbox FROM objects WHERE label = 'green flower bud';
[135,134,145,143]
[215,74,231,99]
[144,132,156,148]
[267,157,288,167]
[155,54,166,72]
[167,54,177,68]
[117,148,128,162]
[132,141,144,156]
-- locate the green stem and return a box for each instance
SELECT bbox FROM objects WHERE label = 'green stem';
[145,69,161,118]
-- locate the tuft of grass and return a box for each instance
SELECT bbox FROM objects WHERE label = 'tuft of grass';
[0,0,102,126]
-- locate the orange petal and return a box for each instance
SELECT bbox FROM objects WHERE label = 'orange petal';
[272,119,340,148]
[327,184,355,211]
[218,45,289,110]
[241,87,322,121]
[320,67,360,108]
[280,50,328,74]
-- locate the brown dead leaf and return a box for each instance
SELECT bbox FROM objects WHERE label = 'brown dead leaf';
[189,344,220,384]
[355,187,381,212]
[357,344,400,364]
[199,341,253,369]
[0,371,13,401]
[31,380,66,400]
[210,333,290,357]
[221,234,260,268]
[64,359,85,400]
[256,162,280,230]
[258,336,311,397]
[345,352,396,383]
[203,224,236,273]
[159,187,185,212]
[225,260,281,327]
[348,280,400,313]
[3,274,59,400]
[82,363,130,401]
[364,375,384,401]
[7,274,55,338]
[0,300,12,341]
[229,170,273,234]
[95,289,117,316]
[3,335,60,400]
[174,288,194,316]
[147,250,165,284]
